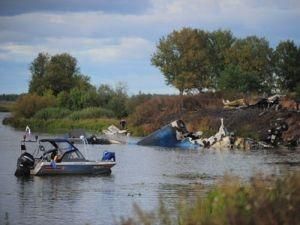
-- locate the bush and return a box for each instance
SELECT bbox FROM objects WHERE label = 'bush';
[120,172,300,225]
[67,107,115,120]
[34,107,71,120]
[14,93,57,118]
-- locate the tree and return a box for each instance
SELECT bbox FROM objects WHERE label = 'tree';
[151,28,211,94]
[29,52,88,96]
[218,65,262,93]
[224,36,273,93]
[208,30,235,87]
[29,52,50,94]
[273,40,300,92]
[44,53,79,95]
[107,83,128,118]
[97,84,115,107]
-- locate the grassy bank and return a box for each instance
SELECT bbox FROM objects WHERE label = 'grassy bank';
[3,117,119,134]
[0,101,15,112]
[120,172,300,225]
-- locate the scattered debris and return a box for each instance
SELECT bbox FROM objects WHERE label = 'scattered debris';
[137,120,194,147]
[137,110,299,149]
[223,94,291,111]
[66,129,120,145]
[103,125,130,136]
[223,99,247,109]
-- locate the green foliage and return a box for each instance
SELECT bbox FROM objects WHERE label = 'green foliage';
[14,93,57,118]
[126,92,153,115]
[273,40,300,92]
[4,117,118,134]
[218,65,262,93]
[0,101,15,112]
[67,107,115,120]
[224,36,273,93]
[34,107,71,120]
[151,28,212,94]
[208,29,235,84]
[29,52,88,96]
[97,84,115,107]
[120,173,300,225]
[29,52,50,95]
[106,83,128,118]
[0,94,20,101]
[152,29,275,94]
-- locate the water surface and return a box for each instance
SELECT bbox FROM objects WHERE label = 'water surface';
[0,112,299,225]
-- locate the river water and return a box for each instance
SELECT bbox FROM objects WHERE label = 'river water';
[0,112,299,225]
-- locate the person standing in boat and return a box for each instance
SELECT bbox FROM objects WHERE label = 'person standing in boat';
[120,119,127,130]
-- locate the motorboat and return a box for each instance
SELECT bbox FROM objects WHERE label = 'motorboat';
[15,138,116,176]
[66,129,120,144]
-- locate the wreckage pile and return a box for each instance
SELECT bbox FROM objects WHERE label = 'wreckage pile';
[132,94,299,150]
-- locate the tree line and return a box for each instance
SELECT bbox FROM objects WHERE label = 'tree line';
[15,52,152,119]
[151,28,300,95]
[15,27,300,120]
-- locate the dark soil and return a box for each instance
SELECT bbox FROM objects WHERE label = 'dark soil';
[129,94,300,141]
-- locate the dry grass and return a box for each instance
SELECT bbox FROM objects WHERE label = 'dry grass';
[120,172,300,225]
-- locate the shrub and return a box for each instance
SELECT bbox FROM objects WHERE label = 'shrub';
[34,107,71,120]
[120,172,300,225]
[13,93,57,118]
[67,107,115,120]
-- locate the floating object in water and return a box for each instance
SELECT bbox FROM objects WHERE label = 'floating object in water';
[137,120,195,148]
[15,138,116,177]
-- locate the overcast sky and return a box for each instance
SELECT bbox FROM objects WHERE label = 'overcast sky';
[0,0,299,94]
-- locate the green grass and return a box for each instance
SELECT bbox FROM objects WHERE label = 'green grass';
[120,172,300,225]
[67,107,115,120]
[3,117,119,134]
[0,101,15,112]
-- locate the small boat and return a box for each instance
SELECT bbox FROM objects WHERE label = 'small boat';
[15,138,116,176]
[66,129,119,145]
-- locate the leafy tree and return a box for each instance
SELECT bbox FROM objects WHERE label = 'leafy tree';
[0,94,20,101]
[224,36,273,93]
[29,52,89,96]
[44,53,79,95]
[208,30,235,87]
[273,40,300,92]
[97,84,115,107]
[151,28,211,94]
[73,74,93,91]
[29,52,50,94]
[107,83,128,118]
[218,65,262,93]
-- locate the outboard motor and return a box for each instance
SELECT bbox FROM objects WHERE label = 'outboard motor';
[15,152,35,177]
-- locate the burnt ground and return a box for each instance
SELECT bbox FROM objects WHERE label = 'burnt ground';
[129,94,300,142]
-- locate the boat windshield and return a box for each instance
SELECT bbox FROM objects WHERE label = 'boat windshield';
[56,141,75,154]
[61,149,86,162]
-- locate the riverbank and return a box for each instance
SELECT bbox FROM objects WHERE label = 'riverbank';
[128,94,300,142]
[0,101,15,112]
[2,116,118,134]
[120,172,300,225]
[2,93,299,141]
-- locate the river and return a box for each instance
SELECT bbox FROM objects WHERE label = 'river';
[0,112,299,225]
